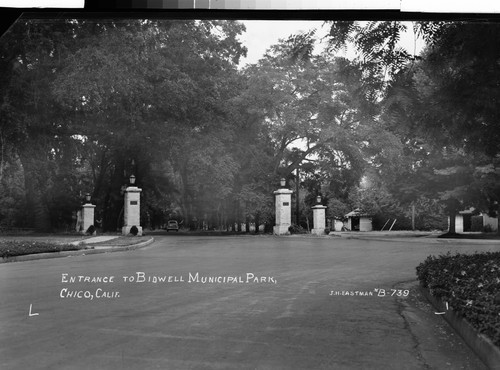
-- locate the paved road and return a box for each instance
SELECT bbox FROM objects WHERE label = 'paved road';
[1,235,498,369]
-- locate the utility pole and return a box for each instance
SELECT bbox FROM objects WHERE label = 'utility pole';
[412,203,415,231]
[296,167,300,225]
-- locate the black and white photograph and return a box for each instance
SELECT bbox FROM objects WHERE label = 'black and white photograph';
[1,3,500,369]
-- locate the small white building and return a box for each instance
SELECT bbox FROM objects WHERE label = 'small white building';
[449,208,498,232]
[345,209,373,231]
[481,213,499,232]
[327,218,345,232]
[449,209,474,233]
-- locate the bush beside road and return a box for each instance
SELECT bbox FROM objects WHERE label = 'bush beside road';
[416,252,500,348]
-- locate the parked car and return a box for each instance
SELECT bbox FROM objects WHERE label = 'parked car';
[166,220,179,232]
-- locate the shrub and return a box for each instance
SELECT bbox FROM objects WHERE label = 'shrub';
[324,228,330,235]
[416,252,500,347]
[288,224,308,234]
[86,225,96,235]
[129,225,139,236]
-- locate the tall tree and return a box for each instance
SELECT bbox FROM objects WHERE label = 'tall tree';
[240,35,412,228]
[51,19,247,231]
[1,18,248,231]
[382,22,500,232]
[311,21,500,231]
[0,18,107,230]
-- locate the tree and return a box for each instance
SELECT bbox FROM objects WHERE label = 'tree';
[315,21,500,232]
[0,18,248,231]
[0,18,107,231]
[243,39,389,192]
[381,23,500,231]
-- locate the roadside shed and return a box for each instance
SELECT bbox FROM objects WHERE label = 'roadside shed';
[345,209,373,231]
[327,218,345,232]
[450,208,498,233]
[452,208,474,233]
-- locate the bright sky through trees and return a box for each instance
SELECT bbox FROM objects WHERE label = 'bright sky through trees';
[237,20,424,158]
[237,20,425,67]
[237,20,328,66]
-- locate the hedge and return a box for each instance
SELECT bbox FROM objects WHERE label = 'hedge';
[416,251,500,347]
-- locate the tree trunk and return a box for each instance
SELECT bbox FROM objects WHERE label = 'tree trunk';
[179,165,193,229]
[235,198,241,232]
[91,149,110,200]
[411,204,415,231]
[296,168,300,225]
[19,152,51,232]
[254,212,260,234]
[26,179,51,232]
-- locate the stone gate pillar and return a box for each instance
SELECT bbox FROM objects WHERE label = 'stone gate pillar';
[311,197,327,235]
[273,179,293,235]
[122,184,143,236]
[81,202,96,235]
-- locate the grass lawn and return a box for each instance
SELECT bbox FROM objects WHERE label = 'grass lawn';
[0,234,152,258]
[0,239,88,258]
[0,234,94,244]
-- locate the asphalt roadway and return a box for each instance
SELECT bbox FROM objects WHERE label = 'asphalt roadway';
[1,234,499,370]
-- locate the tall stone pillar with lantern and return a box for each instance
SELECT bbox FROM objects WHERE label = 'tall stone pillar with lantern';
[122,174,143,236]
[311,195,327,235]
[273,178,293,235]
[80,193,96,235]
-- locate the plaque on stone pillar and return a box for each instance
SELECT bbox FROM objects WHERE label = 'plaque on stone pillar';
[81,203,96,235]
[122,185,143,236]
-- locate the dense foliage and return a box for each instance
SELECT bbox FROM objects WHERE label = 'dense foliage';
[0,18,499,233]
[0,19,252,232]
[416,252,500,346]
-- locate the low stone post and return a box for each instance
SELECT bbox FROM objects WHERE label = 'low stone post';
[273,179,293,235]
[81,202,96,235]
[122,184,143,236]
[311,197,327,235]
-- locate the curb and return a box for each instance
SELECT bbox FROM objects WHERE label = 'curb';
[420,285,500,370]
[0,237,155,264]
[333,234,500,244]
